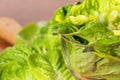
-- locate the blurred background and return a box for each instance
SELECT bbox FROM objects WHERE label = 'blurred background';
[0,0,79,26]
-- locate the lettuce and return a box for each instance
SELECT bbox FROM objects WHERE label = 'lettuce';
[1,0,120,80]
[0,23,75,80]
[51,0,120,80]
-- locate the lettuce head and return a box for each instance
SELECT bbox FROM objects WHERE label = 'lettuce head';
[51,0,120,80]
[0,23,75,80]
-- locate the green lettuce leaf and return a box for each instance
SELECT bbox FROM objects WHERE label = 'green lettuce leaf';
[51,0,99,26]
[94,36,120,60]
[0,45,37,80]
[0,23,75,80]
[61,34,120,80]
[76,22,114,44]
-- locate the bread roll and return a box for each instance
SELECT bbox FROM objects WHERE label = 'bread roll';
[0,17,21,45]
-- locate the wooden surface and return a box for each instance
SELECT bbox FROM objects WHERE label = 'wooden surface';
[0,0,78,26]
